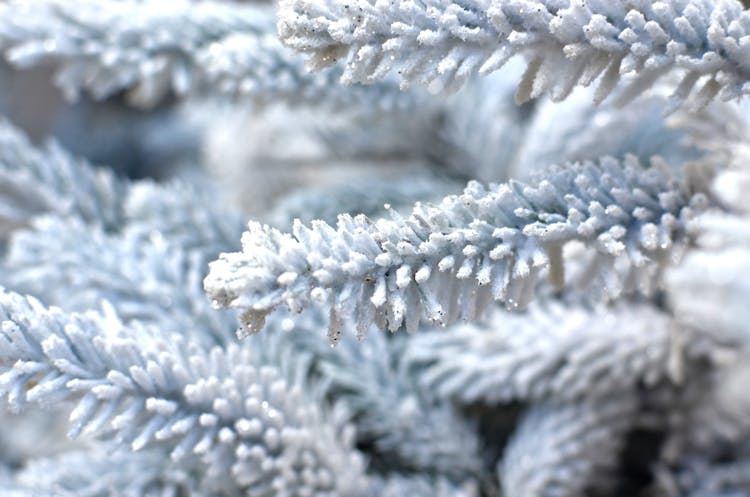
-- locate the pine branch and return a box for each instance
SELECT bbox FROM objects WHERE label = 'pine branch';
[0,120,125,238]
[7,449,201,497]
[278,326,484,478]
[368,474,479,497]
[279,0,750,105]
[498,396,638,497]
[513,85,701,181]
[404,302,688,404]
[0,120,244,254]
[0,290,368,496]
[4,216,237,346]
[205,156,706,342]
[0,0,404,109]
[123,180,245,258]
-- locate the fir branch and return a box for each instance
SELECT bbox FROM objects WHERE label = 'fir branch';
[8,211,484,480]
[512,85,701,181]
[368,474,479,497]
[7,449,200,497]
[404,303,685,404]
[205,156,706,342]
[0,290,368,496]
[0,120,243,253]
[498,396,638,497]
[279,0,750,105]
[123,180,245,257]
[0,120,125,237]
[0,0,403,108]
[4,216,236,346]
[4,201,484,479]
[277,326,485,478]
[3,153,480,482]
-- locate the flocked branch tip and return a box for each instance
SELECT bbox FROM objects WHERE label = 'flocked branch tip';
[279,0,750,106]
[205,156,707,343]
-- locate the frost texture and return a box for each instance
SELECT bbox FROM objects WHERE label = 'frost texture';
[279,0,750,105]
[0,0,403,108]
[667,144,750,342]
[4,217,236,346]
[0,290,368,497]
[0,120,482,495]
[0,120,125,237]
[206,156,705,341]
[367,474,479,497]
[6,449,198,497]
[1,0,750,495]
[499,396,638,497]
[282,327,485,477]
[405,303,685,404]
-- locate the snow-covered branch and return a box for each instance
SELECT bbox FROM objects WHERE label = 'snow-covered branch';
[281,327,484,477]
[206,156,706,342]
[405,303,688,404]
[4,217,237,346]
[368,474,479,497]
[499,396,637,497]
[0,120,244,253]
[5,449,198,497]
[0,0,403,108]
[0,121,125,237]
[280,0,750,105]
[0,290,367,496]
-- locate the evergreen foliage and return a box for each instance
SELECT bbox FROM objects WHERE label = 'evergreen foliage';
[0,1,748,496]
